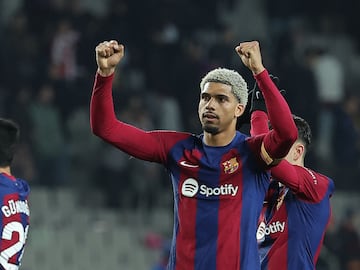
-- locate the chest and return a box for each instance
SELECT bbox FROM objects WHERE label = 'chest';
[171,146,269,204]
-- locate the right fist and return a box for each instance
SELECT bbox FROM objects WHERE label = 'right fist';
[235,41,265,75]
[95,40,125,76]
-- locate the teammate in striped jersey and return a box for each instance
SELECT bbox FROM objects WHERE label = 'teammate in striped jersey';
[90,40,297,270]
[0,118,30,270]
[250,81,335,270]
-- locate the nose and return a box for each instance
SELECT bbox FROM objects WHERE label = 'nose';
[205,97,216,109]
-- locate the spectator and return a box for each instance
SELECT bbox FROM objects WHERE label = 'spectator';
[305,46,345,168]
[334,208,360,269]
[29,82,69,186]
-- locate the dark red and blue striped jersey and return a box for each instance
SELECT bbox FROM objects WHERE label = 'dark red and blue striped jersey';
[0,173,30,270]
[167,131,271,270]
[90,69,298,270]
[257,166,334,270]
[251,111,335,270]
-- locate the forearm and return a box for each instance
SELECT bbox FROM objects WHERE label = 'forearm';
[89,73,185,163]
[250,111,269,136]
[271,161,300,190]
[255,70,297,159]
[90,72,118,136]
[90,73,155,158]
[271,162,332,202]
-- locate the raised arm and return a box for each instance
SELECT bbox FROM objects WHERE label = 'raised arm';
[90,40,186,163]
[272,162,334,202]
[249,80,335,201]
[236,41,297,166]
[249,75,284,136]
[90,40,127,135]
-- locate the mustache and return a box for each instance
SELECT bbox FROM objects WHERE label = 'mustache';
[202,112,219,119]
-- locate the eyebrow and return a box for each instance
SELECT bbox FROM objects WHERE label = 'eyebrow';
[201,93,230,100]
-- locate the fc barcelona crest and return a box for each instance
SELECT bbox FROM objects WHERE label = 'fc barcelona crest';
[223,157,239,174]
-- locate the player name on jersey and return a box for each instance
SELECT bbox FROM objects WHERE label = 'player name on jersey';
[1,199,30,218]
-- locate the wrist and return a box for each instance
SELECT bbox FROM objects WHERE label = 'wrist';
[97,67,115,77]
[252,66,265,76]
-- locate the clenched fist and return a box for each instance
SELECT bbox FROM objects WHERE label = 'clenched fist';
[235,41,265,75]
[95,40,125,77]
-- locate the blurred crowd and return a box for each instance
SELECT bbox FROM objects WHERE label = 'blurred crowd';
[0,0,359,201]
[0,0,359,267]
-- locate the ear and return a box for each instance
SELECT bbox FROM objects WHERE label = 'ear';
[235,103,245,118]
[292,142,305,161]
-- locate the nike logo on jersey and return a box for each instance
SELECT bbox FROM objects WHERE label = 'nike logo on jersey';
[180,161,199,168]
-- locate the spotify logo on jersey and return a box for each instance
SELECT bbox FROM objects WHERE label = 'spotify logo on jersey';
[181,178,239,198]
[181,178,199,197]
[256,221,286,242]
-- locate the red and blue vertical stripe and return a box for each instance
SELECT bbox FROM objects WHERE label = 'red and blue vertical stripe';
[166,132,270,270]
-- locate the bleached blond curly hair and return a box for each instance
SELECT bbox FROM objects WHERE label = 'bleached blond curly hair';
[200,68,248,107]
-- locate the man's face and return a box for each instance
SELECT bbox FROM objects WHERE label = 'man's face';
[198,82,243,134]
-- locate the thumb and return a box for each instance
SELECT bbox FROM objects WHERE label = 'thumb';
[108,45,125,65]
[114,44,124,53]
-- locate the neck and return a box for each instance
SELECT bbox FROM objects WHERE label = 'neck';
[0,167,11,175]
[289,158,304,167]
[203,130,236,146]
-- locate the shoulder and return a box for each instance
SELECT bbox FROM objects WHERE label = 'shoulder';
[151,130,193,142]
[297,166,335,196]
[16,178,31,193]
[300,167,334,185]
[154,131,200,153]
[234,131,259,152]
[245,133,264,144]
[154,130,192,138]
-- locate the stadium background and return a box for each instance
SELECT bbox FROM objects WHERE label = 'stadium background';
[0,0,359,269]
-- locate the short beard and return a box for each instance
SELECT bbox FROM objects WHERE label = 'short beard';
[202,125,219,135]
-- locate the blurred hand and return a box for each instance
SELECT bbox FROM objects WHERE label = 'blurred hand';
[235,41,265,75]
[95,40,125,76]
